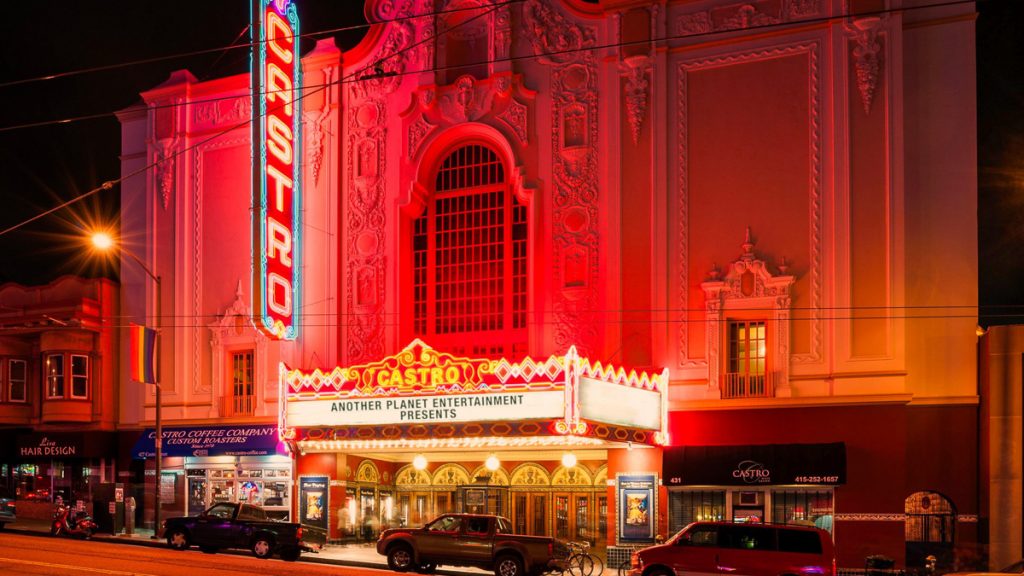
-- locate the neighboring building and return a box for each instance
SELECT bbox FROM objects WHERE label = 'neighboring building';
[979,326,1024,571]
[117,0,979,569]
[0,276,121,519]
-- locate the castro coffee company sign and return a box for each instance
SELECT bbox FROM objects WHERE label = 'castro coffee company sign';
[19,435,82,457]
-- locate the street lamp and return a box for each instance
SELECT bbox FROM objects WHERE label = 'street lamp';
[90,231,163,539]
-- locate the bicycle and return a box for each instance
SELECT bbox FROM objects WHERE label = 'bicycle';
[563,541,604,576]
[617,558,632,576]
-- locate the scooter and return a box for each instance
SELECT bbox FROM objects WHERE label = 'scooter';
[50,503,97,539]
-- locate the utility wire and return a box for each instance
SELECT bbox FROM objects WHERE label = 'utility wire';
[0,1,504,238]
[0,0,980,135]
[0,0,524,91]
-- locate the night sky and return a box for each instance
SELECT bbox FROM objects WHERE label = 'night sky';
[0,1,1021,326]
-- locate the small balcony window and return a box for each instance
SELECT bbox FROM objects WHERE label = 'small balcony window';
[723,320,772,398]
[231,350,255,416]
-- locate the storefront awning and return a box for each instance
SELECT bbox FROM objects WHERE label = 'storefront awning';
[131,424,284,459]
[663,442,846,486]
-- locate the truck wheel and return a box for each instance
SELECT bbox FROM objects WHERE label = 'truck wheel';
[166,529,190,551]
[495,554,525,576]
[387,544,414,572]
[251,535,274,559]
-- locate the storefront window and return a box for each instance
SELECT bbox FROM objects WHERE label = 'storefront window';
[183,462,291,520]
[772,490,834,533]
[668,490,726,535]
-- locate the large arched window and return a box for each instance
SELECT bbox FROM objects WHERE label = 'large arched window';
[412,144,527,358]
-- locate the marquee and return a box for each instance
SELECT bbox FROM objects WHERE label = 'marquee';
[279,340,670,451]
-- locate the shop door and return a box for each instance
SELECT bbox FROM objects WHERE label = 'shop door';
[513,492,548,536]
[555,492,594,544]
[187,475,207,517]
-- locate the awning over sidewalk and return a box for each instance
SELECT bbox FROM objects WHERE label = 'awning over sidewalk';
[663,442,846,486]
[131,424,284,459]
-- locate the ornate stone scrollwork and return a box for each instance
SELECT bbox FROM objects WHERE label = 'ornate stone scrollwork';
[525,0,600,356]
[847,17,884,114]
[620,55,652,145]
[700,229,796,398]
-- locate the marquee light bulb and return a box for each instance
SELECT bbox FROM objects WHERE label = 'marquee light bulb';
[413,454,428,470]
[485,454,500,471]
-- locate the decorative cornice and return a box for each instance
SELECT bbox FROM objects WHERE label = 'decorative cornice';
[675,0,822,36]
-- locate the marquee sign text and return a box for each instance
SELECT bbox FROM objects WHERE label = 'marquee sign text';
[287,391,564,427]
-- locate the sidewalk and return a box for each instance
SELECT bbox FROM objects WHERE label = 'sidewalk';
[3,518,486,574]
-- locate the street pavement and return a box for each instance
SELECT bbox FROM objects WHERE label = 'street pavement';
[1,518,488,575]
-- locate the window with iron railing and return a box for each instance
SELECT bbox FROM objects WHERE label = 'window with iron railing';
[230,350,255,416]
[723,320,772,398]
[412,144,527,359]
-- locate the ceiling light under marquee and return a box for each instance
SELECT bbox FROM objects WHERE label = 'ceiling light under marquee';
[485,454,500,471]
[561,452,577,468]
[412,454,428,470]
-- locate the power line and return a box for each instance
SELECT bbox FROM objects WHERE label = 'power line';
[0,0,980,135]
[0,0,524,91]
[0,1,504,238]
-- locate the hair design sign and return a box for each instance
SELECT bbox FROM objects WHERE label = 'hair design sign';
[252,0,301,340]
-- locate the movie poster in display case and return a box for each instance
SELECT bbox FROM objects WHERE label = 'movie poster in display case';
[616,473,656,544]
[299,475,329,536]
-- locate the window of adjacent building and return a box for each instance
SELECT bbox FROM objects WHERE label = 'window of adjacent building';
[70,355,89,399]
[668,490,726,535]
[772,490,834,533]
[412,144,527,359]
[231,350,255,416]
[7,359,27,402]
[46,354,64,398]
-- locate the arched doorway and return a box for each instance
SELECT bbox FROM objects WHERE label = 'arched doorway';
[905,491,956,570]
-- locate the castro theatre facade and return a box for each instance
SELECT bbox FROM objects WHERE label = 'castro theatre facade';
[281,339,668,558]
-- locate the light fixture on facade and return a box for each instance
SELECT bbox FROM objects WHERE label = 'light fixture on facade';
[561,452,577,468]
[412,454,428,470]
[485,454,500,471]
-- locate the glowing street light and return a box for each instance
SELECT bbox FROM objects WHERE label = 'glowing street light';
[90,230,164,538]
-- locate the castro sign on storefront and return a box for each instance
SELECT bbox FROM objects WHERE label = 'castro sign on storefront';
[279,339,671,449]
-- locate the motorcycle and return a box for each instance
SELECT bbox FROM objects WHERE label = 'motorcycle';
[50,503,97,539]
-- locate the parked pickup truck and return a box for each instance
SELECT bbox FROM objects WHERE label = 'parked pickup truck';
[377,513,569,576]
[163,502,318,561]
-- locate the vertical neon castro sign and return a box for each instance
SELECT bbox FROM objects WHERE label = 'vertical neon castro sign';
[253,0,300,339]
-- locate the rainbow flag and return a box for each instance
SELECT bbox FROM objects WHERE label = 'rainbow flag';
[129,323,158,384]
